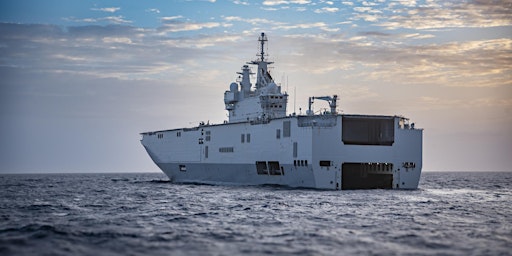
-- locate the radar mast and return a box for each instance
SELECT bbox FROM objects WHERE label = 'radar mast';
[249,32,274,89]
[258,32,268,62]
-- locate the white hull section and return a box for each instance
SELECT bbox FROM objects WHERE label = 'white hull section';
[141,115,422,190]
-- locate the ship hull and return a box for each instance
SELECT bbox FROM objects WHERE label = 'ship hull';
[156,163,318,188]
[141,114,422,190]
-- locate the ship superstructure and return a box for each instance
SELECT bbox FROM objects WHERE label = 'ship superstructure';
[224,33,288,122]
[141,33,423,190]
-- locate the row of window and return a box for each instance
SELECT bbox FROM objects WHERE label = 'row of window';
[219,147,234,153]
[158,120,292,141]
[156,132,179,139]
[294,160,308,167]
[362,163,394,172]
[265,104,283,108]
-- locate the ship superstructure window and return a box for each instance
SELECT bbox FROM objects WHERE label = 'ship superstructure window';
[177,131,181,137]
[246,134,251,143]
[293,142,297,158]
[241,134,245,143]
[205,131,211,141]
[276,129,281,139]
[319,161,331,167]
[205,146,208,158]
[283,121,291,137]
[158,134,163,139]
[219,147,234,153]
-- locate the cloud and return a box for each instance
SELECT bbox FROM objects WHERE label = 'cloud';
[159,17,221,33]
[419,96,512,110]
[103,16,132,24]
[353,7,381,13]
[349,38,512,87]
[0,23,251,82]
[224,16,338,32]
[262,0,310,6]
[64,15,132,24]
[276,32,511,89]
[380,0,512,29]
[223,16,280,26]
[91,7,121,13]
[262,0,288,5]
[232,0,249,5]
[102,37,133,44]
[161,16,184,21]
[146,8,160,14]
[1,19,510,89]
[314,7,339,13]
[274,22,338,32]
[160,21,221,33]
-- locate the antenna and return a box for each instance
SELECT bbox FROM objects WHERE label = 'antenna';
[294,85,296,115]
[257,32,268,62]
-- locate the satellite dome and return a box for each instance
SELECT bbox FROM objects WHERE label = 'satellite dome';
[230,82,239,92]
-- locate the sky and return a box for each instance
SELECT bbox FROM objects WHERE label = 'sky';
[0,0,511,173]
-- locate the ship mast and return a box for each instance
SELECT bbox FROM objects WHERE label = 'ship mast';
[258,32,267,62]
[249,32,274,89]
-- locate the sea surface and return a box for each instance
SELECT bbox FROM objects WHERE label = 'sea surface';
[0,172,510,256]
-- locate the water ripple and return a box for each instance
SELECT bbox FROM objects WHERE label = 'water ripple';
[0,172,511,255]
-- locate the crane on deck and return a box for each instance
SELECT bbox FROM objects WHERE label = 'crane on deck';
[307,95,338,115]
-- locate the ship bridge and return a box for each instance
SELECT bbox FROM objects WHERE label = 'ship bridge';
[224,33,288,123]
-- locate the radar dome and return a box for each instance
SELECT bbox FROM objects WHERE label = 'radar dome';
[230,82,239,92]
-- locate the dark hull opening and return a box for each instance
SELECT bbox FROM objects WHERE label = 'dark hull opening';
[342,163,393,190]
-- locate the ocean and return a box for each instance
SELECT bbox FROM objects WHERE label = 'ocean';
[0,172,510,256]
